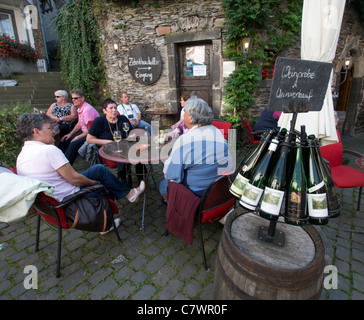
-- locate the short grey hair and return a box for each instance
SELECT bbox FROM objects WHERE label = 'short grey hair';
[184,96,213,126]
[54,90,68,99]
[17,113,51,142]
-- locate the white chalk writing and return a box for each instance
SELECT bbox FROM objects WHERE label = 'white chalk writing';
[276,88,314,102]
[281,65,316,88]
[129,57,160,66]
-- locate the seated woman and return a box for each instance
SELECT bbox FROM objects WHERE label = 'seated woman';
[46,90,77,138]
[159,96,233,199]
[165,120,189,139]
[171,93,190,130]
[87,99,131,180]
[16,113,145,234]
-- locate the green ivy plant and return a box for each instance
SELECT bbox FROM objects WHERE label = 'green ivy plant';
[222,0,303,126]
[0,105,33,167]
[55,0,105,106]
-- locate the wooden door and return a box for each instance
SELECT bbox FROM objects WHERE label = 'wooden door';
[336,66,354,133]
[178,43,213,107]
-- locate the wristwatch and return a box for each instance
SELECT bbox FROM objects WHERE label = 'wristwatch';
[60,117,63,121]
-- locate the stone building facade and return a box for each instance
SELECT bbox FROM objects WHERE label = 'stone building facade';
[98,0,363,134]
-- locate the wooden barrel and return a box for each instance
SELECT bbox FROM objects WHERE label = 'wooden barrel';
[214,207,324,300]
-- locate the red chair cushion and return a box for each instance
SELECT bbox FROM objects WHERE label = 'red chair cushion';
[212,120,232,140]
[35,193,71,229]
[319,142,343,167]
[101,157,118,168]
[201,199,235,223]
[330,165,364,188]
[109,199,118,215]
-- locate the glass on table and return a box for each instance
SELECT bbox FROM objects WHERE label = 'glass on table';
[113,130,122,153]
[123,122,130,137]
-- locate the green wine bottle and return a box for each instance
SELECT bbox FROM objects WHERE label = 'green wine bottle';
[239,129,286,211]
[307,135,329,225]
[229,129,276,198]
[313,138,341,218]
[284,139,308,226]
[259,136,291,221]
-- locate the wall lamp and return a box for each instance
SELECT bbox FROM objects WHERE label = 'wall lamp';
[112,40,125,73]
[343,52,353,70]
[113,41,119,53]
[337,52,354,86]
[242,37,252,54]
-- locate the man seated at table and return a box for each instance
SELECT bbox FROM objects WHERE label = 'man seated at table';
[117,92,152,135]
[16,113,145,234]
[159,96,233,200]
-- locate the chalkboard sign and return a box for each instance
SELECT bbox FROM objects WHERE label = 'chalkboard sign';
[268,57,332,112]
[128,45,162,85]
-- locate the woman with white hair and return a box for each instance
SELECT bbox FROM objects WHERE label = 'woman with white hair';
[46,90,77,138]
[159,96,233,199]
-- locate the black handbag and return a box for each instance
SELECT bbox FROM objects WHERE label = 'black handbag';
[62,185,113,232]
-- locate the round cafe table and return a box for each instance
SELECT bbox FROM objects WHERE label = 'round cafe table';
[99,134,175,231]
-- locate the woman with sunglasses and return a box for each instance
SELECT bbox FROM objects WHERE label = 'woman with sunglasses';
[45,90,77,138]
[58,89,99,165]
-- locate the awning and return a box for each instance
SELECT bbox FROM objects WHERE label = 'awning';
[278,0,346,145]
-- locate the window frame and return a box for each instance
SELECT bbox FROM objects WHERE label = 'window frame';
[0,8,19,41]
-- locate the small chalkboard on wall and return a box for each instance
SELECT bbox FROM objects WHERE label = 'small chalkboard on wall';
[128,45,163,85]
[268,57,332,112]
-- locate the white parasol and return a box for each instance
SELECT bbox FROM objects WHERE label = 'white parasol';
[278,0,346,145]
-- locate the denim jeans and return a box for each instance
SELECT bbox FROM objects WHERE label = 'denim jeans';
[159,179,168,201]
[58,130,85,165]
[81,164,131,200]
[132,120,152,135]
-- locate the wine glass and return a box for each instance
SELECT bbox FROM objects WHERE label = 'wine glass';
[122,122,130,138]
[113,130,122,153]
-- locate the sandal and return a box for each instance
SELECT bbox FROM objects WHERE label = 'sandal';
[127,180,145,203]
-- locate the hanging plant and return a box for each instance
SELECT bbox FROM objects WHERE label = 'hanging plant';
[55,0,105,105]
[222,0,303,127]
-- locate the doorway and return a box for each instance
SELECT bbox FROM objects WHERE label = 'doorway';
[177,42,213,109]
[336,66,353,133]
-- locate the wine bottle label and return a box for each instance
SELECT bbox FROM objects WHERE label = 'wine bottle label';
[307,193,329,218]
[260,187,284,215]
[285,190,307,219]
[268,139,279,152]
[230,173,249,197]
[308,180,325,193]
[239,183,264,210]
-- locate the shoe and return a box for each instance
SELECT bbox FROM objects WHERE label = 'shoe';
[127,180,145,203]
[100,218,121,235]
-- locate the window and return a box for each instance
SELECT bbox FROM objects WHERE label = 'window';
[0,12,15,38]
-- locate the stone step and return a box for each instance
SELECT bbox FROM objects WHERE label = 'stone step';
[0,71,65,108]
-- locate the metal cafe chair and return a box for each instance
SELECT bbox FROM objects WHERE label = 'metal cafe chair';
[32,185,121,277]
[166,175,236,270]
[320,129,364,211]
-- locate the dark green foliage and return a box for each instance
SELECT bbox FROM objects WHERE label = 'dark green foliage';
[0,106,33,167]
[55,0,104,105]
[222,0,303,127]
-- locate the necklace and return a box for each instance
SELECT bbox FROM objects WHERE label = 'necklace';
[107,117,118,136]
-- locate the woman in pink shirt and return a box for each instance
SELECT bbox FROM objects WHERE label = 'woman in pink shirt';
[58,89,99,165]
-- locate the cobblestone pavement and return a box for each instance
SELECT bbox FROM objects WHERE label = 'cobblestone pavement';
[0,133,363,300]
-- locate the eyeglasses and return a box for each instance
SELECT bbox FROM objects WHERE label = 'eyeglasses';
[72,97,80,100]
